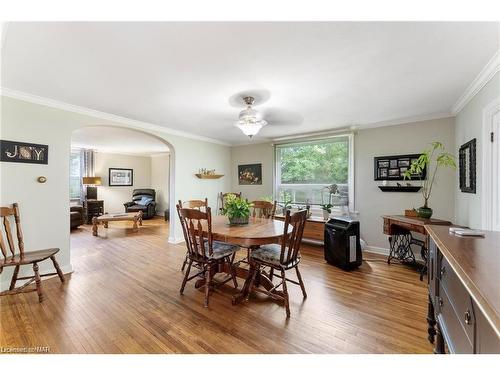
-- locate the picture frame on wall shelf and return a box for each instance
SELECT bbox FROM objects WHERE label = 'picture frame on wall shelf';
[109,168,133,186]
[374,154,426,181]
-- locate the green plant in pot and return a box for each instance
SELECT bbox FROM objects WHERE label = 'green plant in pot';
[279,192,293,214]
[403,141,456,219]
[222,194,252,225]
[321,184,338,220]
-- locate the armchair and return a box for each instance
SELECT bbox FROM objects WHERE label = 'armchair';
[124,189,157,219]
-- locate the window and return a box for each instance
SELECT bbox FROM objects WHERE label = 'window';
[274,135,354,214]
[69,150,81,200]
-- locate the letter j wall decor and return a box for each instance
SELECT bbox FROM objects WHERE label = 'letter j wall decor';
[0,140,49,164]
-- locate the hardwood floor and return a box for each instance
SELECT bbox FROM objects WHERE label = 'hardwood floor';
[0,217,433,353]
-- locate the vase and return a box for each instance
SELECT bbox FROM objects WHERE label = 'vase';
[417,206,433,219]
[228,216,249,225]
[322,210,330,221]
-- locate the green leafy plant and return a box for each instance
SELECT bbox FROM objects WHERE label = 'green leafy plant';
[222,194,251,218]
[321,184,338,213]
[403,141,456,208]
[320,203,333,213]
[279,191,293,211]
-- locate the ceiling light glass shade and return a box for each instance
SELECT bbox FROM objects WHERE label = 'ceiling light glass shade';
[235,106,267,137]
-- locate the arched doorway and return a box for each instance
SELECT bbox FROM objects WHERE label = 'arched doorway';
[69,125,176,242]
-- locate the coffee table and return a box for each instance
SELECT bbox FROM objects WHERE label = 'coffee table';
[92,211,143,236]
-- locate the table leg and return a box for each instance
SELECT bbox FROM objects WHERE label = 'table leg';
[92,217,98,236]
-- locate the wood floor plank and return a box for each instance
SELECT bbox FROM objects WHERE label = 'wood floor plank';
[0,217,433,353]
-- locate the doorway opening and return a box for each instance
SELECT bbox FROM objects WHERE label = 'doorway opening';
[68,126,175,250]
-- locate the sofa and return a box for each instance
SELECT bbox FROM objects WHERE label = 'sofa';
[70,205,84,229]
[124,189,157,219]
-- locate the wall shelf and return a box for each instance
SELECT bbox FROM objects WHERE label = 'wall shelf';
[378,186,421,192]
[195,174,224,179]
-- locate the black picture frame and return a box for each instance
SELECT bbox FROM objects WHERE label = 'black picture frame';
[374,154,426,181]
[109,168,133,186]
[0,140,49,164]
[459,138,476,194]
[238,163,262,185]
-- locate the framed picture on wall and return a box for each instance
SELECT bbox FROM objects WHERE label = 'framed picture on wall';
[238,163,262,185]
[109,168,133,186]
[0,140,49,164]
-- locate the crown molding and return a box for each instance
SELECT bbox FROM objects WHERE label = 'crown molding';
[0,87,231,147]
[451,49,500,115]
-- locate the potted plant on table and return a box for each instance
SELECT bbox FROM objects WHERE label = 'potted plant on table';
[221,193,252,225]
[403,141,456,219]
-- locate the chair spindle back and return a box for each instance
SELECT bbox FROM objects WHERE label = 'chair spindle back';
[0,203,25,259]
[280,209,307,265]
[177,204,214,261]
[251,200,277,219]
[179,198,208,211]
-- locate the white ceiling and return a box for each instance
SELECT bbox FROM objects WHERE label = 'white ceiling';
[71,126,169,155]
[2,22,499,145]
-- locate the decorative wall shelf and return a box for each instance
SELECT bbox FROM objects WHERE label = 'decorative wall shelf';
[378,186,422,192]
[195,174,224,179]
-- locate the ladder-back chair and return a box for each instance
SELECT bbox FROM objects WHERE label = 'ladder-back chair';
[179,198,208,271]
[177,204,239,307]
[0,203,65,302]
[250,200,277,219]
[247,209,308,317]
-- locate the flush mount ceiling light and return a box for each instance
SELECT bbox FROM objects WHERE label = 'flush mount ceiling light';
[234,96,268,138]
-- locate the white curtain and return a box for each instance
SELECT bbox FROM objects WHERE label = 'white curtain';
[79,149,95,202]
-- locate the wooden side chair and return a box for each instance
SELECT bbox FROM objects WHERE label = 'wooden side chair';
[246,209,308,317]
[250,200,277,219]
[0,203,65,302]
[218,192,242,214]
[179,199,208,271]
[177,204,239,307]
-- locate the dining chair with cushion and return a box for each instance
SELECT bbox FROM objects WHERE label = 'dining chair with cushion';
[246,209,308,317]
[0,203,65,302]
[250,200,277,219]
[176,204,239,307]
[179,198,208,271]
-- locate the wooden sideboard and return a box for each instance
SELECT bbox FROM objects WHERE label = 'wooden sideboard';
[274,214,326,243]
[426,225,500,354]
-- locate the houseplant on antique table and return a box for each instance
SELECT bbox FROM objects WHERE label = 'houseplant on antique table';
[403,141,456,219]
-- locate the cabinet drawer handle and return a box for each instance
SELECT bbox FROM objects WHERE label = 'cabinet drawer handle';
[438,297,443,307]
[464,310,471,325]
[440,266,446,278]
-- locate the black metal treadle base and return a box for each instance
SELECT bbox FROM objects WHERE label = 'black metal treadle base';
[388,231,427,281]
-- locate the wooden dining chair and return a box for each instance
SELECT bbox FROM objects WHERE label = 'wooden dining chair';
[250,200,277,219]
[0,203,65,302]
[177,204,239,307]
[246,209,308,317]
[178,198,209,271]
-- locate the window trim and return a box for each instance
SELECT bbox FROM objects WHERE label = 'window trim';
[273,133,355,213]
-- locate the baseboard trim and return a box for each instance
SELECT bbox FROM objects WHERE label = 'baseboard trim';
[168,236,184,244]
[364,246,390,256]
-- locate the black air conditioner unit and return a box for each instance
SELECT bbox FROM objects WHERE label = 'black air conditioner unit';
[324,217,362,270]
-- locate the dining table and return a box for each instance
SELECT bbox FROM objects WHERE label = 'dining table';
[201,215,292,305]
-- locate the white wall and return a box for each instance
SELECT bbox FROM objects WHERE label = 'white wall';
[231,117,456,250]
[94,152,152,214]
[454,71,500,229]
[150,153,170,215]
[355,118,456,249]
[0,95,231,290]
